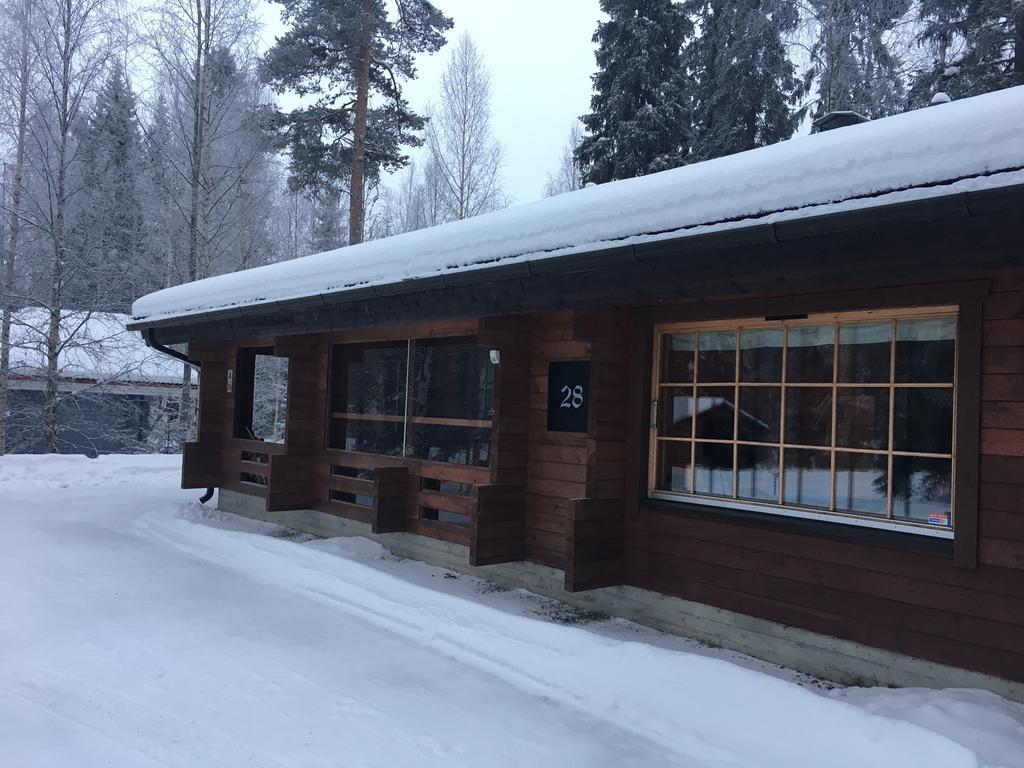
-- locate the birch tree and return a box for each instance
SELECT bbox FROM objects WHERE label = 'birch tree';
[425,33,507,220]
[143,0,264,439]
[26,0,109,452]
[0,0,34,454]
[542,121,584,197]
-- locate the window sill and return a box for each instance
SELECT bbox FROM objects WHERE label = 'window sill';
[640,497,955,557]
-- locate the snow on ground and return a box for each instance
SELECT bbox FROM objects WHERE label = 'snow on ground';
[2,454,1023,768]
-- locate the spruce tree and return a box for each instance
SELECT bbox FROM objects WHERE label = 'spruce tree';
[910,0,1024,105]
[261,0,452,245]
[803,0,910,119]
[685,0,803,161]
[73,67,146,310]
[575,0,692,184]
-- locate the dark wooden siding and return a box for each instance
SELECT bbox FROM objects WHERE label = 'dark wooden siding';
[186,266,1024,682]
[621,269,1024,683]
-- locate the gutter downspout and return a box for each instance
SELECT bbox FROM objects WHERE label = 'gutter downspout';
[141,328,214,505]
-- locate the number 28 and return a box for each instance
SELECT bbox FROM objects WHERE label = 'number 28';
[560,384,584,409]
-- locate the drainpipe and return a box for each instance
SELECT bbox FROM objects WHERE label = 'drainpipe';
[141,328,214,505]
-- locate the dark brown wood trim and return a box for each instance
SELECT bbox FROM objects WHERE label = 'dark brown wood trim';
[954,287,987,568]
[635,280,992,326]
[625,314,653,519]
[641,498,954,557]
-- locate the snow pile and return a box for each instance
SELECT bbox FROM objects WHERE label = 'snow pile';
[833,687,1024,768]
[3,453,1023,768]
[131,86,1024,325]
[9,309,187,384]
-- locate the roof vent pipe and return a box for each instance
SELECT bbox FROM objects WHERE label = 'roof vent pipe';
[811,110,869,133]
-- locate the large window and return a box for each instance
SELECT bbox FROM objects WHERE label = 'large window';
[650,308,957,536]
[328,337,493,467]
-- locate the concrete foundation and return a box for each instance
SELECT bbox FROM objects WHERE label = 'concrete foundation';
[220,488,1024,702]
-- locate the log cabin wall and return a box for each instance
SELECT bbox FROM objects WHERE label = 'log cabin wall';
[523,309,630,581]
[185,267,1024,684]
[619,268,1024,684]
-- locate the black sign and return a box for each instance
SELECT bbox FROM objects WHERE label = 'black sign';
[546,360,590,433]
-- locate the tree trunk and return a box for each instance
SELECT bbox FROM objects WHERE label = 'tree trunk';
[348,0,374,246]
[180,0,211,442]
[44,0,74,453]
[0,0,32,456]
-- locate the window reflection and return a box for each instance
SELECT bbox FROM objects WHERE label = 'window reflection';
[838,322,891,383]
[651,311,956,532]
[834,452,887,516]
[697,331,736,382]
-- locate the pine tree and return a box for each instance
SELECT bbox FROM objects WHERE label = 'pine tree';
[802,0,910,119]
[575,0,692,184]
[910,0,1024,105]
[261,0,452,245]
[685,0,803,161]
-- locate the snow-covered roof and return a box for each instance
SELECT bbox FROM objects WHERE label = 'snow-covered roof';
[9,309,189,386]
[131,86,1024,327]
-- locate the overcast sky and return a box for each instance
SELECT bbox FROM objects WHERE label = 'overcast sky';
[256,0,604,204]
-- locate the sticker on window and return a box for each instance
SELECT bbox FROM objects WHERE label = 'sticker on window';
[927,513,951,526]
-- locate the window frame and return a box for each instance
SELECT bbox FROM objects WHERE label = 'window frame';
[326,335,495,468]
[232,346,290,444]
[628,282,988,568]
[648,306,959,538]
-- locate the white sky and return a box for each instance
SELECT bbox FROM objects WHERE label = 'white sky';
[256,0,604,204]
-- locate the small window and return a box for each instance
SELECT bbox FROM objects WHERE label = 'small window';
[234,348,289,443]
[650,309,957,536]
[328,337,493,467]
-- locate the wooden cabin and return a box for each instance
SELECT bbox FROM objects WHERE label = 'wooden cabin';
[129,87,1024,699]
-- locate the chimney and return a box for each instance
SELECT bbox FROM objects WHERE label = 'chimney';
[811,111,869,133]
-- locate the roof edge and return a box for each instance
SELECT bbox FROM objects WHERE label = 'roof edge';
[127,180,1024,334]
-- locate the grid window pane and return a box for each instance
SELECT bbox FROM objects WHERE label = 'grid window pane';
[784,387,832,446]
[834,452,887,516]
[738,386,781,443]
[893,388,953,454]
[835,388,889,450]
[662,333,696,383]
[783,448,831,509]
[838,322,891,383]
[697,331,736,382]
[786,325,834,383]
[695,387,736,441]
[652,311,956,533]
[694,441,734,497]
[896,317,956,383]
[891,456,952,526]
[656,441,692,493]
[738,445,780,502]
[740,328,783,383]
[659,388,695,438]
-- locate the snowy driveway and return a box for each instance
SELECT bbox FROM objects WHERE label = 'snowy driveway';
[2,455,1022,768]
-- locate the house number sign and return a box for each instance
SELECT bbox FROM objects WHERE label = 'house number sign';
[546,360,591,433]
